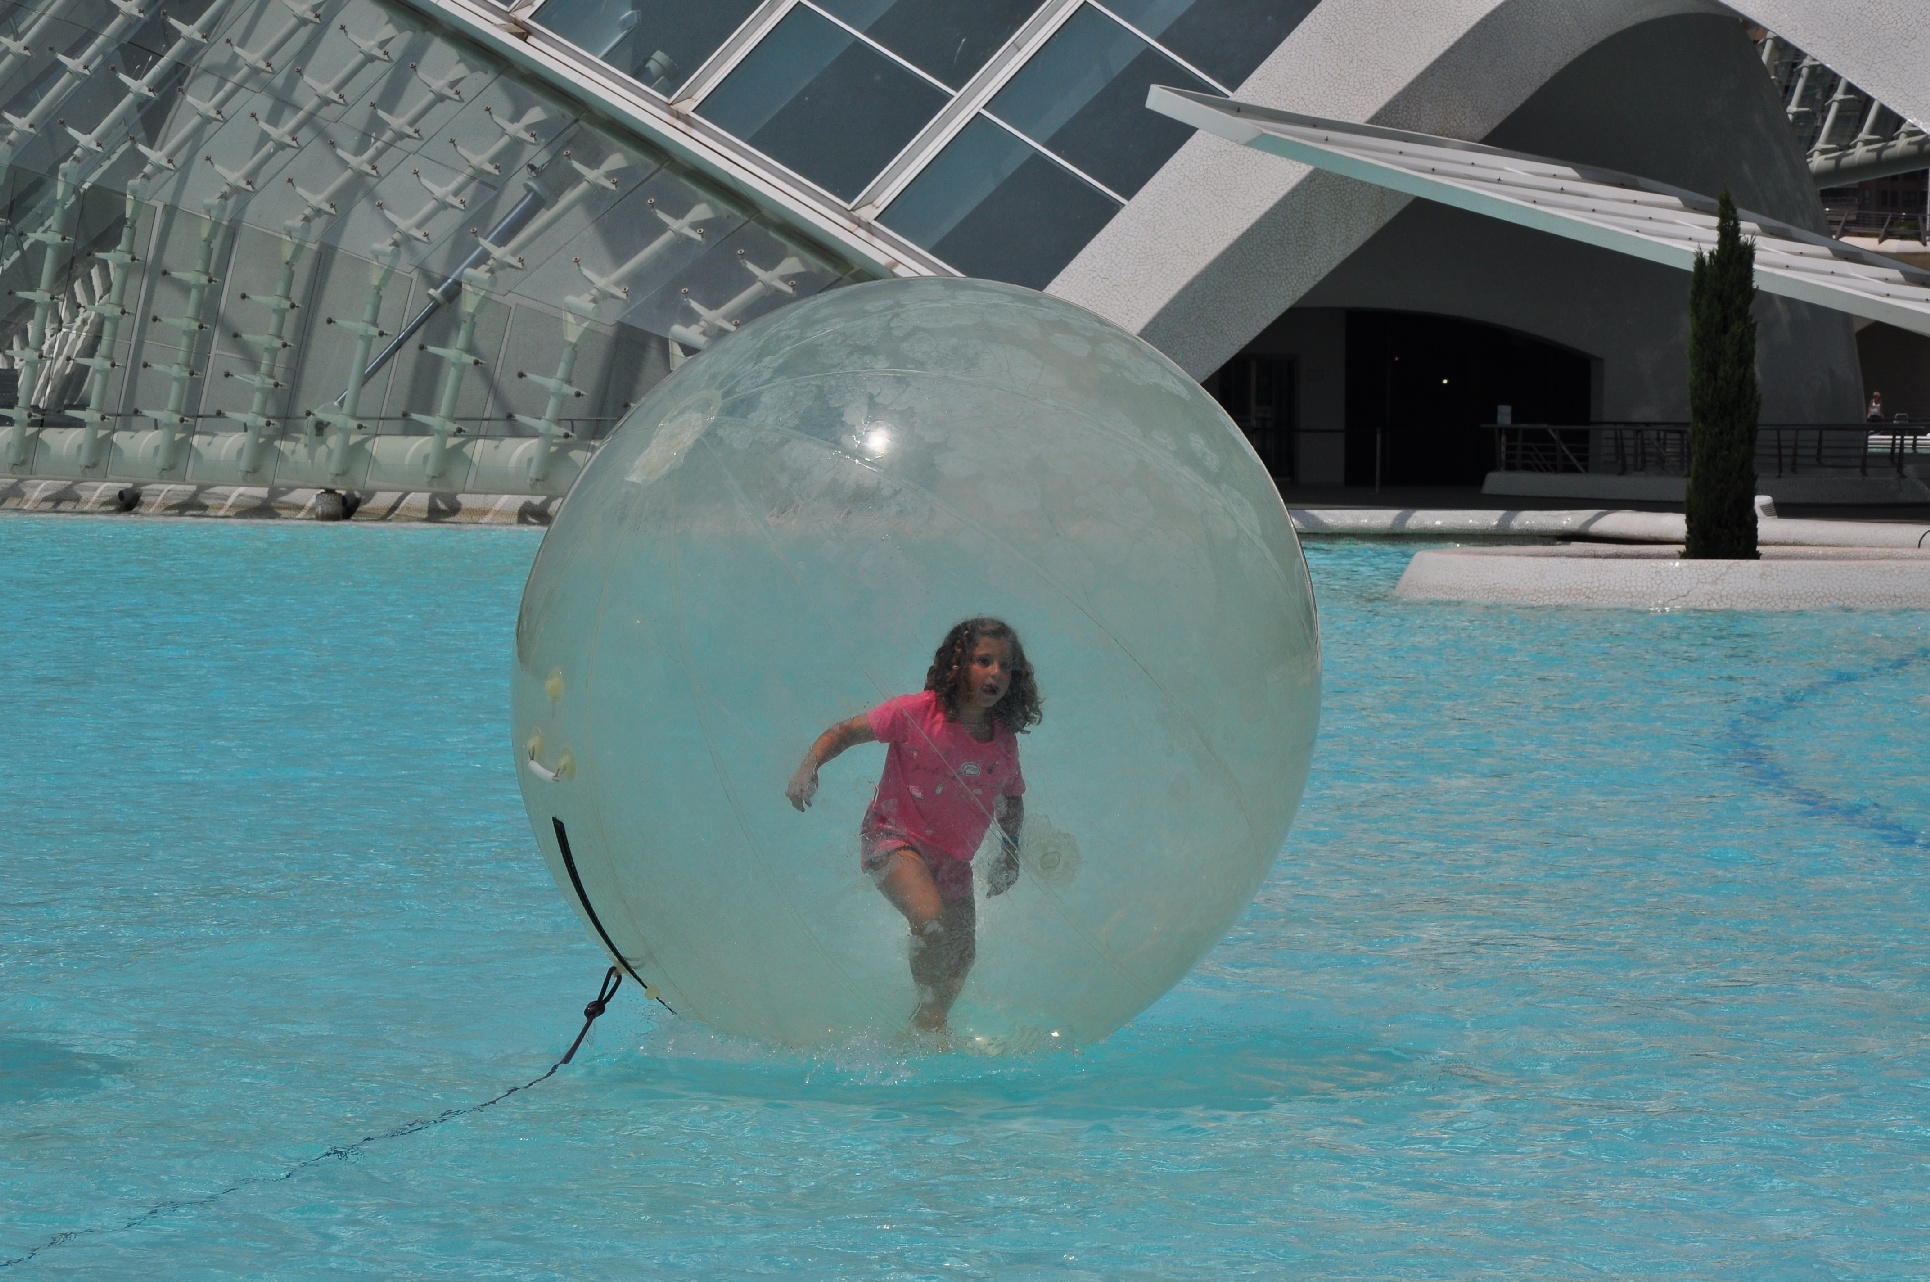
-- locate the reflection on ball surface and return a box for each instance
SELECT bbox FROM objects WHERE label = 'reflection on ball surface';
[513,277,1319,1049]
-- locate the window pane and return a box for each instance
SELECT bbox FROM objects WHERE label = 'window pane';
[881,117,1120,288]
[533,0,760,94]
[988,5,1212,198]
[1106,0,1318,88]
[698,7,949,201]
[816,0,1045,89]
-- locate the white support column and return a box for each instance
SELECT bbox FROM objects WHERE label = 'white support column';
[142,204,226,474]
[227,236,305,475]
[409,276,487,484]
[1815,75,1861,154]
[513,308,588,485]
[311,252,399,477]
[75,187,144,469]
[5,162,80,468]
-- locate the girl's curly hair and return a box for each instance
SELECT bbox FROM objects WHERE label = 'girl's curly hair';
[925,617,1042,733]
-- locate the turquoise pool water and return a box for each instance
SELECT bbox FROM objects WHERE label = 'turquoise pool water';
[4,517,1928,1278]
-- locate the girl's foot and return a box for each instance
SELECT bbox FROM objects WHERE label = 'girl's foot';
[886,1021,955,1054]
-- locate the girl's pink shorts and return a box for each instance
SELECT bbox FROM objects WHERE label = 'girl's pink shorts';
[861,832,974,901]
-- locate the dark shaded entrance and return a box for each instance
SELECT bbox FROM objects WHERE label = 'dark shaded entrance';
[1211,355,1298,480]
[1344,311,1593,487]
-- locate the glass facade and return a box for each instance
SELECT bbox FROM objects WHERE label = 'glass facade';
[987,5,1213,199]
[880,119,1118,288]
[696,6,948,201]
[0,0,863,498]
[530,0,761,93]
[0,0,1320,495]
[528,0,1320,284]
[818,0,1045,89]
[1104,0,1320,89]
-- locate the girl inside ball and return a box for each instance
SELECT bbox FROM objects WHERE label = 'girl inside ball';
[786,617,1042,1034]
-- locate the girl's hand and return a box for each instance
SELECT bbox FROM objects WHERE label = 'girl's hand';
[786,716,872,812]
[786,761,820,811]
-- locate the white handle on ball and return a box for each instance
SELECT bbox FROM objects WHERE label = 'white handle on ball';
[526,743,574,782]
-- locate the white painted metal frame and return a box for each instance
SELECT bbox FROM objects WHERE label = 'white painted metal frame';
[979,111,1129,205]
[796,0,955,95]
[856,0,1216,219]
[749,0,1043,219]
[1150,87,1930,338]
[852,0,1086,214]
[672,0,798,106]
[502,0,1235,248]
[666,0,969,220]
[675,0,980,108]
[510,0,1115,243]
[1757,31,1929,186]
[1085,0,1230,95]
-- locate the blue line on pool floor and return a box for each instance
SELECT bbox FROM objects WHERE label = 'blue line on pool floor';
[1728,644,1930,852]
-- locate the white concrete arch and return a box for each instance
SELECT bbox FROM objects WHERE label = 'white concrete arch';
[1290,12,1864,425]
[1044,0,1876,427]
[1046,0,1724,376]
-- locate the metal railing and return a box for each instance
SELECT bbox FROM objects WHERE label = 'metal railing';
[1490,425,1593,474]
[1826,210,1929,244]
[1490,422,1930,479]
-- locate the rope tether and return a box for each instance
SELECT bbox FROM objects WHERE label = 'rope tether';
[552,817,674,1014]
[1,966,633,1270]
[561,965,623,1065]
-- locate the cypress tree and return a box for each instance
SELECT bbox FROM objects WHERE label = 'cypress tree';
[1683,190,1761,560]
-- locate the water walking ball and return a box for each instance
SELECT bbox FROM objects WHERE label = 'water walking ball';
[512,277,1320,1049]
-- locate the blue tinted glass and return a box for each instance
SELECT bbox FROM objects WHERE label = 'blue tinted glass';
[1106,0,1319,87]
[817,0,1045,88]
[699,7,949,201]
[881,117,1121,288]
[533,0,760,93]
[988,5,1213,198]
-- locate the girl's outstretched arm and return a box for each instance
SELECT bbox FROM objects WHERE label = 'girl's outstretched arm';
[786,714,876,811]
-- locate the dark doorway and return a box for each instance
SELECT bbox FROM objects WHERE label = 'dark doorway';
[1344,312,1592,487]
[1211,355,1297,480]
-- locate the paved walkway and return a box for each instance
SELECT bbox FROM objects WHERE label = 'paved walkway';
[1288,501,1930,550]
[1275,484,1930,523]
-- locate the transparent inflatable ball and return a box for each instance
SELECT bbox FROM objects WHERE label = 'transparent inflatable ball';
[513,277,1320,1049]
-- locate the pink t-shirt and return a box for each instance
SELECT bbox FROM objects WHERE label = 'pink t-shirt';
[863,690,1025,864]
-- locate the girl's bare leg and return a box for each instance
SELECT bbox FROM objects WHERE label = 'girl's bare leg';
[874,851,977,1031]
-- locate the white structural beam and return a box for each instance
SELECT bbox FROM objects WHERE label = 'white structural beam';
[1149,87,1930,339]
[1734,0,1930,140]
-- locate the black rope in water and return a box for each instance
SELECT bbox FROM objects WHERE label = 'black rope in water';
[561,965,623,1065]
[1,967,628,1271]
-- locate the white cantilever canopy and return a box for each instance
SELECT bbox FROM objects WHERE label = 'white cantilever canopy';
[1147,87,1930,339]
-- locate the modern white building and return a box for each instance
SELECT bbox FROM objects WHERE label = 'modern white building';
[1,0,1924,505]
